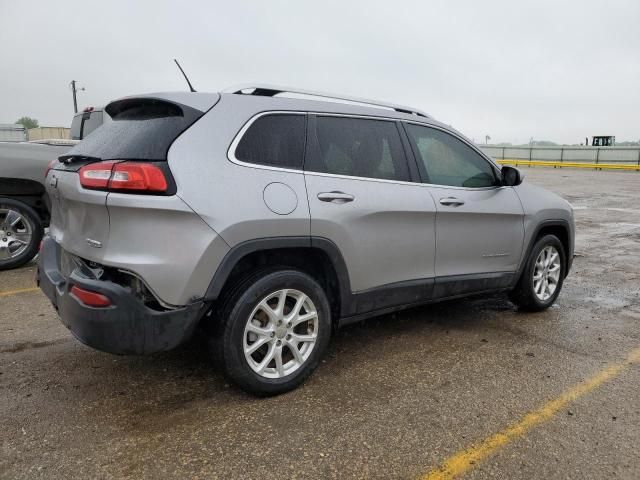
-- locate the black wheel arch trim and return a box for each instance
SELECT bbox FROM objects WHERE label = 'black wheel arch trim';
[204,223,572,323]
[514,219,573,286]
[0,177,46,197]
[204,236,354,315]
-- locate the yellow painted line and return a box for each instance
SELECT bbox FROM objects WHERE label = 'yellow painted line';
[497,159,640,171]
[421,346,640,480]
[0,287,40,298]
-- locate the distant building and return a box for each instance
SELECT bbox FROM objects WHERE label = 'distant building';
[27,127,71,141]
[0,123,27,142]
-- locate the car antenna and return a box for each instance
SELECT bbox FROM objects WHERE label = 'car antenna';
[173,59,196,92]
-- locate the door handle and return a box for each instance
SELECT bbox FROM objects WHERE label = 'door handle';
[439,197,465,207]
[317,191,355,204]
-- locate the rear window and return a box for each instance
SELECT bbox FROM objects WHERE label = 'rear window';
[62,99,203,161]
[235,114,306,169]
[70,111,105,140]
[306,116,410,182]
[81,111,103,139]
[70,114,82,140]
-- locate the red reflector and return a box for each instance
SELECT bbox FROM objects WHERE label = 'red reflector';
[79,161,117,189]
[39,240,44,252]
[70,285,112,307]
[45,159,57,178]
[109,162,168,192]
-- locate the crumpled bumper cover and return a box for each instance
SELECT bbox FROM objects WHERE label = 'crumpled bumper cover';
[37,237,206,355]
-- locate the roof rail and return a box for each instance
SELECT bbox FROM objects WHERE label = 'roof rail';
[222,84,430,118]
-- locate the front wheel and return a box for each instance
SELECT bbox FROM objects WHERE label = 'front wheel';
[0,198,43,271]
[509,234,565,311]
[210,269,332,396]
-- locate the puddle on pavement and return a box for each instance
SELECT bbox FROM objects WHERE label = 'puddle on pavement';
[583,294,631,309]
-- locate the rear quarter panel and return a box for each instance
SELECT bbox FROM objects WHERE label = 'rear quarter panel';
[166,95,311,247]
[104,193,230,306]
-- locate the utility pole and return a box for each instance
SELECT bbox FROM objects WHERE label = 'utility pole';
[70,80,85,113]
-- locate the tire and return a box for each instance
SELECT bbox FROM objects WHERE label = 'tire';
[210,269,332,396]
[509,234,565,312]
[0,198,43,271]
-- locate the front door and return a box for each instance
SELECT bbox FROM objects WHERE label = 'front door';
[403,123,524,297]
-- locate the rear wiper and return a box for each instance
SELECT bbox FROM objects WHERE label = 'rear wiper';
[58,154,102,165]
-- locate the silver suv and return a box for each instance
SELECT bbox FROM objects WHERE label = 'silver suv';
[38,85,574,395]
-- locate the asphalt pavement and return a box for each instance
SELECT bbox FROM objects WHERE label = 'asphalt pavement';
[1,168,639,479]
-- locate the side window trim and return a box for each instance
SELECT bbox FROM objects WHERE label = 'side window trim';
[303,114,318,172]
[227,111,308,174]
[399,121,430,184]
[394,120,421,183]
[403,121,501,189]
[228,111,496,188]
[79,112,90,140]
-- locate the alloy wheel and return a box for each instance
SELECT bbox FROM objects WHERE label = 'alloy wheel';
[0,209,33,261]
[243,289,319,379]
[532,245,561,301]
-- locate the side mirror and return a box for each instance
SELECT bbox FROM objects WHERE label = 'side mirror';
[501,166,524,186]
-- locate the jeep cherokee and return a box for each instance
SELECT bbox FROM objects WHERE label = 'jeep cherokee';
[38,85,575,395]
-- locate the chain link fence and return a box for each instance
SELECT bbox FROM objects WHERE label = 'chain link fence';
[478,146,640,165]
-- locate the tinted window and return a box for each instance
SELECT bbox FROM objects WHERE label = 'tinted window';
[81,111,103,139]
[70,114,82,140]
[406,124,497,188]
[235,114,306,169]
[307,116,410,182]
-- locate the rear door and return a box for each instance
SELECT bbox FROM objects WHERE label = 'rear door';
[404,123,524,297]
[304,114,437,315]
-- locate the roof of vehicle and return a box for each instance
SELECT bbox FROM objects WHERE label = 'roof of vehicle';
[110,86,434,122]
[222,84,430,118]
[106,87,471,143]
[72,108,105,119]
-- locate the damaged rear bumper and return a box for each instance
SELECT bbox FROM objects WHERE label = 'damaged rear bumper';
[37,237,206,355]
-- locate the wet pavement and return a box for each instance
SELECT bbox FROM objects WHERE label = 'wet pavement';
[1,168,639,479]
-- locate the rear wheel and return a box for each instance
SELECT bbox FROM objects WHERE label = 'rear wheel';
[509,234,565,311]
[0,198,43,271]
[210,269,331,396]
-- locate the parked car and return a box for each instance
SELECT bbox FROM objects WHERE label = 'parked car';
[38,86,575,395]
[0,107,107,270]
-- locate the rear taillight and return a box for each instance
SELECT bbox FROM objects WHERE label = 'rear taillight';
[78,161,168,193]
[70,285,112,308]
[79,161,117,189]
[110,162,168,192]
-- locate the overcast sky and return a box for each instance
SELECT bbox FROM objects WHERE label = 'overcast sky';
[1,0,638,144]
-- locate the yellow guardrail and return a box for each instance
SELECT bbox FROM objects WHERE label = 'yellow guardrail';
[497,159,640,171]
